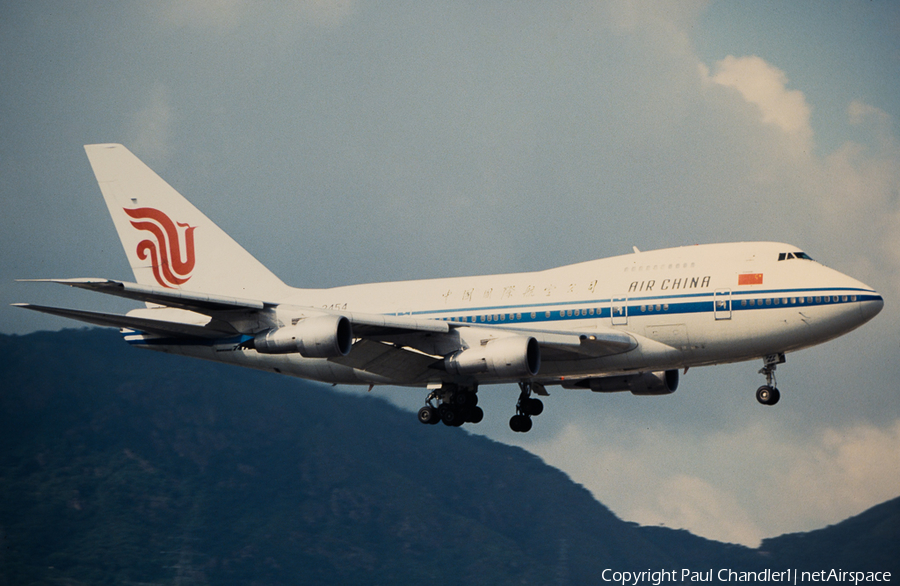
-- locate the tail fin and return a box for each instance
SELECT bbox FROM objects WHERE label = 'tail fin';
[84,144,289,300]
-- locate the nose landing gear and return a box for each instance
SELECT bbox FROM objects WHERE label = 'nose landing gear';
[756,353,784,406]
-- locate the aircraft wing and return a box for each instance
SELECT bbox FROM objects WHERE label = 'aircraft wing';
[16,278,637,366]
[473,325,635,358]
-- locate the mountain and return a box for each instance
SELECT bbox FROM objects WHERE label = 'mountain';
[0,329,896,585]
[761,497,900,572]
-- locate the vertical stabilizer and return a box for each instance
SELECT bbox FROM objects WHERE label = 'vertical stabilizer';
[84,144,289,300]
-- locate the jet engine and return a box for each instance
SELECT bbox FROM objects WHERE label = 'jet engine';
[572,369,679,395]
[253,315,352,358]
[444,336,541,378]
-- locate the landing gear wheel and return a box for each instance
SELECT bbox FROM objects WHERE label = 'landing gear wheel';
[509,414,532,433]
[439,404,465,427]
[522,397,543,416]
[756,354,785,406]
[756,385,780,406]
[453,391,478,408]
[417,405,440,425]
[466,406,484,424]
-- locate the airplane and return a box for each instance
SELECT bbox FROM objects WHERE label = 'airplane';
[15,144,884,433]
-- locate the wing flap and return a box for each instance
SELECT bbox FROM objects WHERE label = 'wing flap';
[329,339,438,384]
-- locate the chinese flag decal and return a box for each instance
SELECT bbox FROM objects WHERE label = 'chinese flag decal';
[738,273,763,286]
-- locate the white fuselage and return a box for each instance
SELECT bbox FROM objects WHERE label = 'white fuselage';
[146,241,883,388]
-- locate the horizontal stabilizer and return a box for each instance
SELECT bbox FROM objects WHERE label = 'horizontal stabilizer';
[12,303,235,339]
[18,278,269,313]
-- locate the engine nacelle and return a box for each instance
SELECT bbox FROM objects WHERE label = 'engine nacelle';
[254,315,353,358]
[444,336,541,378]
[577,369,679,395]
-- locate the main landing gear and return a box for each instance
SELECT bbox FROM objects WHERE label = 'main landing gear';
[417,384,484,428]
[509,381,544,433]
[756,353,785,406]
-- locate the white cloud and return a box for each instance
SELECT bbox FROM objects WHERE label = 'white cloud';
[702,55,813,152]
[848,100,892,127]
[813,104,900,298]
[779,421,900,523]
[129,83,174,164]
[527,419,900,547]
[630,475,765,546]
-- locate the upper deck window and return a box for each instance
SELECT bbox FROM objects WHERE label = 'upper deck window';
[778,251,814,261]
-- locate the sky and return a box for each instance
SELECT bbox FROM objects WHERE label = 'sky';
[2,1,899,547]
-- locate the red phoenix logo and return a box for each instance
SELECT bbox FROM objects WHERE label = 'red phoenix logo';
[124,207,196,288]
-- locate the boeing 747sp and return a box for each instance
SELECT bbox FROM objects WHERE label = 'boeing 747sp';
[15,144,884,432]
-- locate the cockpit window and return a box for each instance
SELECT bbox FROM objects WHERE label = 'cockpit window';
[778,251,814,261]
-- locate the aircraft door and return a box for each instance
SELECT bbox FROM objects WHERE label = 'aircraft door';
[714,289,732,320]
[611,296,628,325]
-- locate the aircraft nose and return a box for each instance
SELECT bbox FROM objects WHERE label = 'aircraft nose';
[859,291,884,323]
